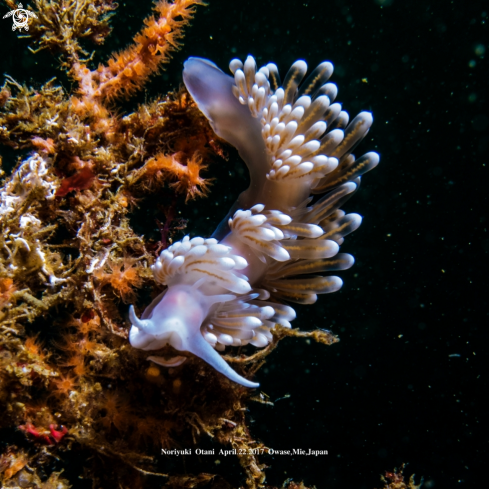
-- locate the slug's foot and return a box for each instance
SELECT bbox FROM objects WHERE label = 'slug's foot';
[148,355,187,367]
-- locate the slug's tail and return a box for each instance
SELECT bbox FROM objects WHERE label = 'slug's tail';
[186,330,259,388]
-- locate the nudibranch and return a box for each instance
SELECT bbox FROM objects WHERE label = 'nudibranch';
[129,55,379,388]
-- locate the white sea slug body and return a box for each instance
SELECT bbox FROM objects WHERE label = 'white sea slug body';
[129,55,380,388]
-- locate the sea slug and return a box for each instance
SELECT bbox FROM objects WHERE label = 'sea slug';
[129,55,379,387]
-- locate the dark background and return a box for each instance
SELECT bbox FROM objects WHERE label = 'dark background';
[1,0,487,488]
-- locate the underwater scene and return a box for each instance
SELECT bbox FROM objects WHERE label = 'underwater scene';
[0,0,486,488]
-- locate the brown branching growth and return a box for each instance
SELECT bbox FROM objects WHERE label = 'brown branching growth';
[0,77,68,149]
[223,325,338,370]
[121,87,227,160]
[0,445,70,487]
[20,0,118,67]
[376,464,424,489]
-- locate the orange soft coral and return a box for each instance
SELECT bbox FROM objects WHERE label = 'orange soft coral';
[24,334,48,361]
[73,0,205,103]
[142,152,211,201]
[61,354,87,378]
[66,312,101,336]
[93,256,143,303]
[97,391,132,432]
[52,374,78,400]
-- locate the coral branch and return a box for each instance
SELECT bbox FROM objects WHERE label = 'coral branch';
[138,152,212,201]
[73,0,206,103]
